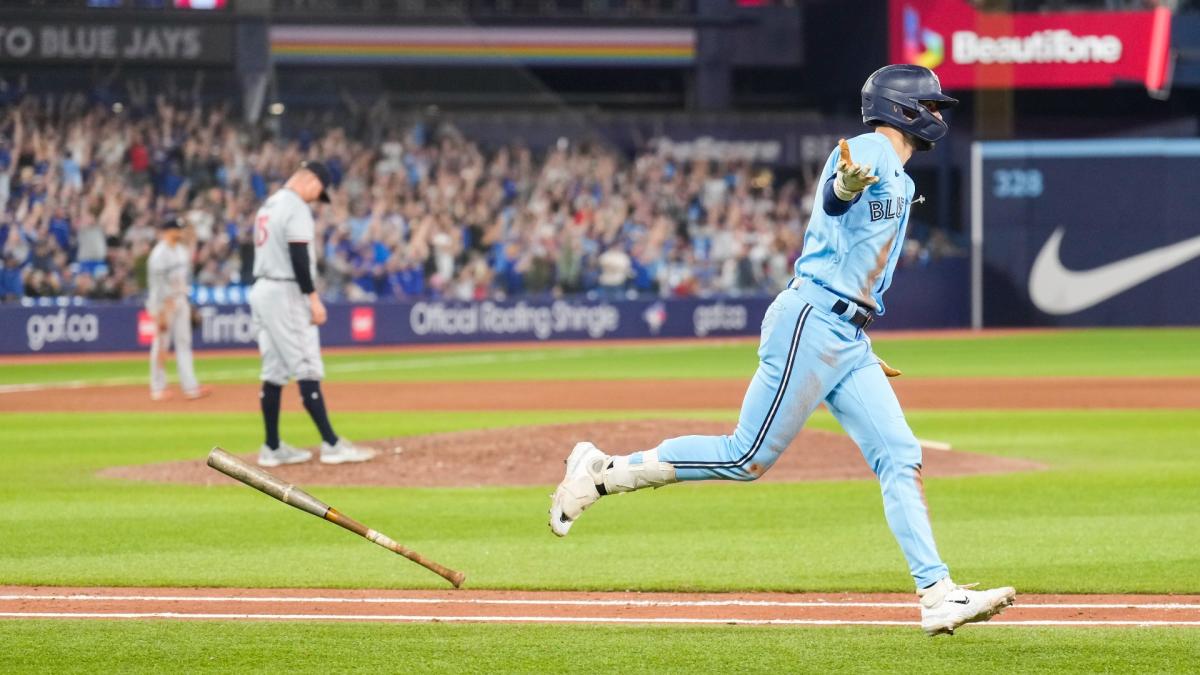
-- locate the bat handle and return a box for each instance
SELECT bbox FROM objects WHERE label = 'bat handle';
[387,543,467,589]
[326,508,466,588]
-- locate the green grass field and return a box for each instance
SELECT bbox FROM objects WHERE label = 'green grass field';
[4,327,1200,387]
[1,328,1197,672]
[3,622,1197,673]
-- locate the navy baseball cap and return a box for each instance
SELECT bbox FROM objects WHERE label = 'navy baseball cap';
[300,160,332,203]
[161,217,183,230]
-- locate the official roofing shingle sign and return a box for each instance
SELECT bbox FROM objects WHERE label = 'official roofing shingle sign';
[891,0,1172,91]
[269,26,696,67]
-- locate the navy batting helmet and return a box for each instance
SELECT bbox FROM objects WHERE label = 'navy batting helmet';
[861,64,958,149]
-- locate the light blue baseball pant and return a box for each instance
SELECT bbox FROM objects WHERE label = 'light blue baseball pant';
[631,280,949,588]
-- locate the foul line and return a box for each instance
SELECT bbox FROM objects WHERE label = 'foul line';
[0,351,558,394]
[2,594,1198,611]
[0,611,1198,626]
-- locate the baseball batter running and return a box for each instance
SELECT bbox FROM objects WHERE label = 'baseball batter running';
[249,161,374,468]
[549,65,1016,636]
[146,217,209,402]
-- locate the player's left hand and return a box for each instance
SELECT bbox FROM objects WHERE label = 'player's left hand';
[309,294,327,326]
[834,138,879,201]
[878,358,902,378]
[157,300,173,333]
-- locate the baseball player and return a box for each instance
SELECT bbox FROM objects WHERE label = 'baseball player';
[549,65,1015,636]
[146,218,209,401]
[249,161,374,468]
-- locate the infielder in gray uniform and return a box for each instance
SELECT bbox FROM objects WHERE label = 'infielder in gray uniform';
[250,161,375,468]
[146,218,210,401]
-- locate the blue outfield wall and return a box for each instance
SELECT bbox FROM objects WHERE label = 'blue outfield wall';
[978,139,1200,327]
[0,259,969,355]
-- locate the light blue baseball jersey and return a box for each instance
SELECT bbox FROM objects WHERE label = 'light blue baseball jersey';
[616,135,950,587]
[794,132,914,314]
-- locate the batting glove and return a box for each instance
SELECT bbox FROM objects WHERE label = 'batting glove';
[833,138,880,201]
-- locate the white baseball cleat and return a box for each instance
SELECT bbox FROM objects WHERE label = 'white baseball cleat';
[548,442,608,537]
[919,578,1017,636]
[257,442,313,468]
[320,438,376,465]
[183,386,213,401]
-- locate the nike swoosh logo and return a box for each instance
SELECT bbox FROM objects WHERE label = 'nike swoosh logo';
[1028,227,1200,315]
[947,598,970,605]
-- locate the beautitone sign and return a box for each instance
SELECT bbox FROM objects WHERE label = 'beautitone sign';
[890,0,1171,90]
[0,20,233,65]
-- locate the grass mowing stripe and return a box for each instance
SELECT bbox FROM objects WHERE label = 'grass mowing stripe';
[4,327,1200,386]
[0,343,747,389]
[1,621,1196,673]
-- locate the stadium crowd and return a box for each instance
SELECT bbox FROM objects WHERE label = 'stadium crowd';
[0,90,961,305]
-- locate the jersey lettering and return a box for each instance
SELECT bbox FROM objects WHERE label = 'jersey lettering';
[255,214,270,247]
[869,196,906,222]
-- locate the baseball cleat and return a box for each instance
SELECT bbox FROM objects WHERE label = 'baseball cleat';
[184,386,213,401]
[320,438,376,465]
[149,390,173,402]
[919,578,1016,636]
[257,442,313,468]
[548,442,608,537]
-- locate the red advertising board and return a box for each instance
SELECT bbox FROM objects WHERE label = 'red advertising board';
[137,310,157,347]
[350,306,376,342]
[890,0,1171,90]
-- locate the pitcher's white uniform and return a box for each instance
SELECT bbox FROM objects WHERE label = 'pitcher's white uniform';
[146,240,199,395]
[249,188,324,384]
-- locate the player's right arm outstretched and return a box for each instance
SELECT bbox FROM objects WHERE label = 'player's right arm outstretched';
[832,138,880,202]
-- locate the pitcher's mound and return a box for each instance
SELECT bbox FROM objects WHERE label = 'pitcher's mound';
[102,420,1042,488]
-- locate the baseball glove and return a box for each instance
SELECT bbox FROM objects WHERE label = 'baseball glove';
[191,305,202,329]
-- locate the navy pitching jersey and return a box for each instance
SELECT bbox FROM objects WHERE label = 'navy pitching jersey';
[794,132,915,314]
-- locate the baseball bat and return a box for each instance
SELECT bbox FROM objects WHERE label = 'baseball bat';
[206,447,465,588]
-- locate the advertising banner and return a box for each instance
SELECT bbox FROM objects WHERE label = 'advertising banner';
[890,0,1171,90]
[270,26,695,67]
[976,139,1200,327]
[0,19,234,65]
[0,260,969,354]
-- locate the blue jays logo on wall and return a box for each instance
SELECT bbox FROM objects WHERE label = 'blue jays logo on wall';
[979,139,1200,327]
[642,302,668,335]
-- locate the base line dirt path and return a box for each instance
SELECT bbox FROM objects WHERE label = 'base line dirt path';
[1,587,1197,628]
[6,377,1200,413]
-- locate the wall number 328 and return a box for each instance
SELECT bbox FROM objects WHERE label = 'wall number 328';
[992,169,1044,198]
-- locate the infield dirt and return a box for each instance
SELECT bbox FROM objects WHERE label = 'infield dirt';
[2,586,1197,627]
[101,420,1043,488]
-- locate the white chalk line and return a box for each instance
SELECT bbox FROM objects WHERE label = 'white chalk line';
[0,343,710,394]
[0,612,1197,627]
[1,594,1198,611]
[0,352,555,394]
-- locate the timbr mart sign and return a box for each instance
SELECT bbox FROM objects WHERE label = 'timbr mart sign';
[890,0,1172,90]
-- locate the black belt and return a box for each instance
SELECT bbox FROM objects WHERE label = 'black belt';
[256,276,296,283]
[831,299,876,330]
